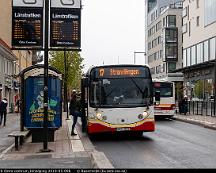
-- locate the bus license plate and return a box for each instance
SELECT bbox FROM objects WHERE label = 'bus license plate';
[117,128,130,131]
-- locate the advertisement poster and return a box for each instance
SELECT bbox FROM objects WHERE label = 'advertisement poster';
[24,77,62,128]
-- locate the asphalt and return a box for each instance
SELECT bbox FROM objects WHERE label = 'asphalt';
[0,111,216,169]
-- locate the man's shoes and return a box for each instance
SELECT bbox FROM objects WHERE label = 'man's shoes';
[71,132,77,136]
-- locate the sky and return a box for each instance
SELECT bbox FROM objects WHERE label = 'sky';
[80,0,146,73]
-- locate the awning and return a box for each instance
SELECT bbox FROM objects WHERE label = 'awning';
[173,60,215,73]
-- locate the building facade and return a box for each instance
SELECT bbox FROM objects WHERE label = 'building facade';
[181,0,216,101]
[145,0,184,100]
[0,0,33,112]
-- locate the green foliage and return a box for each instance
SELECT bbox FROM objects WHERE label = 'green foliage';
[49,51,84,90]
[194,80,203,98]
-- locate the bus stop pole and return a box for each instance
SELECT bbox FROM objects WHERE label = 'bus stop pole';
[41,0,50,152]
[64,50,69,120]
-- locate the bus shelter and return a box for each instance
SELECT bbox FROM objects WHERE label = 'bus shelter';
[20,65,62,142]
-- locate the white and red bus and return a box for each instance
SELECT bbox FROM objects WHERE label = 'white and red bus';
[153,79,175,118]
[81,65,156,135]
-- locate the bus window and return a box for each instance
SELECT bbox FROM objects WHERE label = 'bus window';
[90,78,152,107]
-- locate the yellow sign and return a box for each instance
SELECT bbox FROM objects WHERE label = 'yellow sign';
[110,69,140,76]
[99,69,105,77]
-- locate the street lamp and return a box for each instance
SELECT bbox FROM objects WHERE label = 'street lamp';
[134,51,146,64]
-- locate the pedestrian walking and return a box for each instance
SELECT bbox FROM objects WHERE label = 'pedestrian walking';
[0,98,8,126]
[179,96,188,115]
[15,99,20,113]
[69,90,82,136]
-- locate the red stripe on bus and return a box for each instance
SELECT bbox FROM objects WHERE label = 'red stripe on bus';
[132,122,155,132]
[87,121,155,134]
[154,104,175,110]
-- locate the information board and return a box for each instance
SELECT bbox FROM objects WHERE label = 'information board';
[50,8,81,48]
[12,7,43,48]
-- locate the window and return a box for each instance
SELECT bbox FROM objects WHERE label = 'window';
[210,37,216,60]
[197,43,203,64]
[187,5,189,20]
[196,16,200,26]
[189,21,191,36]
[150,67,155,75]
[154,83,173,97]
[148,55,154,63]
[167,15,176,27]
[183,49,187,67]
[204,0,216,26]
[187,48,191,66]
[160,50,163,59]
[191,46,196,65]
[158,36,161,44]
[163,17,166,27]
[156,21,162,31]
[165,28,178,42]
[4,61,7,74]
[152,39,158,48]
[168,62,176,72]
[204,40,209,62]
[151,12,156,22]
[148,42,151,50]
[183,7,187,17]
[165,43,178,60]
[196,0,199,8]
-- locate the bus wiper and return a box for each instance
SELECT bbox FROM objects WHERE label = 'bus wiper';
[130,78,145,96]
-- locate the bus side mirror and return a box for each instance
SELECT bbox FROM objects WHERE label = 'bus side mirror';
[155,91,160,105]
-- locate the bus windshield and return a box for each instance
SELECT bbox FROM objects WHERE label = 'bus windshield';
[154,82,173,97]
[90,78,153,108]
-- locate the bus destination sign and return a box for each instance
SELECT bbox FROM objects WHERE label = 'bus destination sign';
[50,8,81,48]
[93,67,149,78]
[12,7,43,48]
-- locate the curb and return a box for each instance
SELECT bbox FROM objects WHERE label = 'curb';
[173,116,216,130]
[90,151,114,169]
[65,115,114,168]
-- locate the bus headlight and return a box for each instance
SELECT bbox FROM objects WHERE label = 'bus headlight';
[96,113,103,120]
[138,112,149,120]
[142,112,148,117]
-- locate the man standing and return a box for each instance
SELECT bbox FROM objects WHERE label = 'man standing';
[0,98,8,126]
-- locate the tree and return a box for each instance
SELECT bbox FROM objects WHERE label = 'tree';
[49,51,84,90]
[194,80,203,99]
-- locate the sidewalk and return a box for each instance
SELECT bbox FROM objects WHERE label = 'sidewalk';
[173,113,216,130]
[0,112,114,169]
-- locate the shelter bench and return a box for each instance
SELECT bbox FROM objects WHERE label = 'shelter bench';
[8,130,30,151]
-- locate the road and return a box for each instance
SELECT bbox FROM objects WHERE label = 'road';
[90,119,216,168]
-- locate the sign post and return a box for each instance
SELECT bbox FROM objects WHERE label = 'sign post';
[41,0,50,152]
